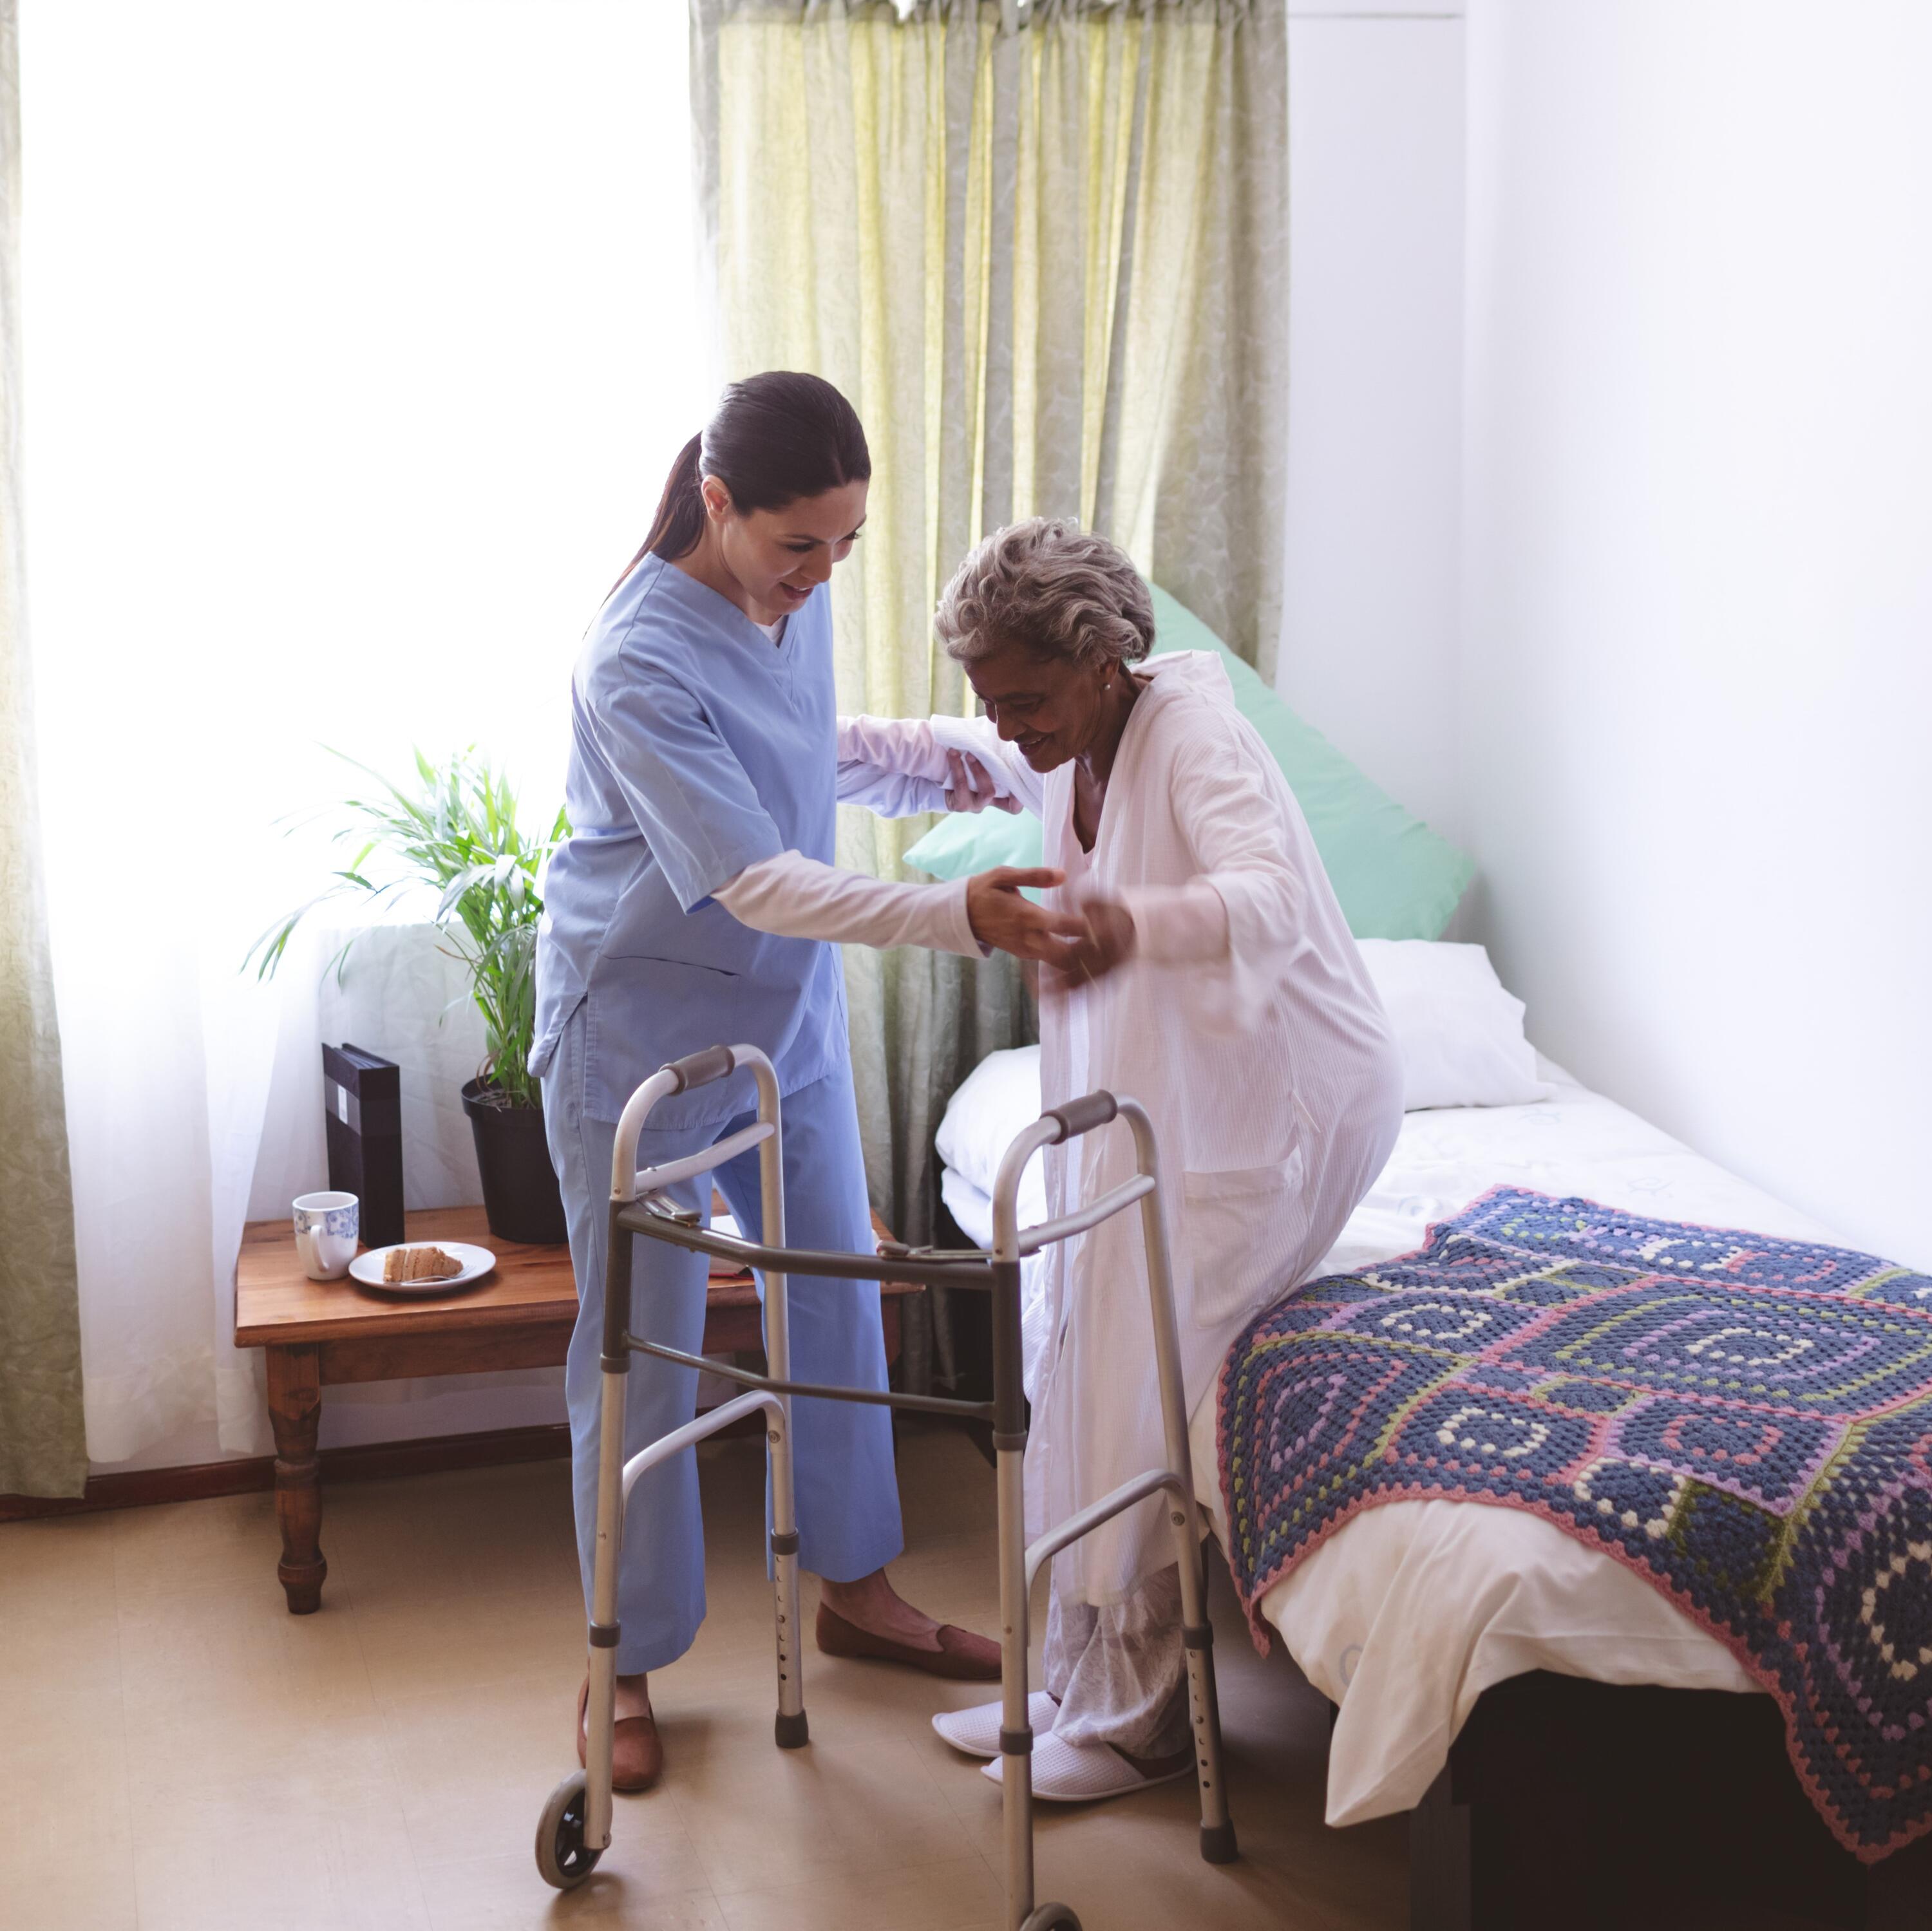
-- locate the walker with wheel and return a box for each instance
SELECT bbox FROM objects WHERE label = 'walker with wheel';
[533,1041,1236,1929]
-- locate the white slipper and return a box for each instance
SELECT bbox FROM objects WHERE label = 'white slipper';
[978,1729,1192,1803]
[933,1691,1058,1759]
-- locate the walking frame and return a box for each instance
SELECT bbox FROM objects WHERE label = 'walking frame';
[535,1042,1236,1928]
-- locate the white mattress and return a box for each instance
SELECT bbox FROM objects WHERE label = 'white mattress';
[944,1055,1839,1826]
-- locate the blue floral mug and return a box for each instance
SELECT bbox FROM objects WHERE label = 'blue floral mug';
[293,1191,359,1281]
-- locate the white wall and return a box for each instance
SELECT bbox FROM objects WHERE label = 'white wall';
[1279,5,1466,842]
[1461,1,1932,1267]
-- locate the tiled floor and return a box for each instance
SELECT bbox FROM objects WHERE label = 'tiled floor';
[0,1424,1406,1930]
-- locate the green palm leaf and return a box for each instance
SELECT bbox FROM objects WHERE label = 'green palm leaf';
[246,748,570,1109]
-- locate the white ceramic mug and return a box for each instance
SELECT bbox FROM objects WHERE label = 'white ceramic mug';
[294,1191,359,1281]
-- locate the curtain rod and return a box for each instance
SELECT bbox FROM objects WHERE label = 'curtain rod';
[993,1,1215,31]
[877,0,1249,30]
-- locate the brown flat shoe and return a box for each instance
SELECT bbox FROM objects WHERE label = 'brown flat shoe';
[578,1676,664,1793]
[815,1603,1001,1681]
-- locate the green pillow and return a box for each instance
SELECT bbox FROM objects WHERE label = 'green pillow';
[900,582,1473,940]
[895,787,1042,877]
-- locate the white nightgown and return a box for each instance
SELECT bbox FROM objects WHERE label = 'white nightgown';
[844,654,1403,1592]
[840,651,1403,1746]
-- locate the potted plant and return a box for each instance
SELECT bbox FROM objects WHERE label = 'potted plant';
[249,748,572,1245]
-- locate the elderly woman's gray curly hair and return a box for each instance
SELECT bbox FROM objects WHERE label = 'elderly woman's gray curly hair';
[934,518,1154,671]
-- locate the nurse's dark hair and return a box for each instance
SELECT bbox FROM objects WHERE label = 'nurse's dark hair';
[620,372,871,583]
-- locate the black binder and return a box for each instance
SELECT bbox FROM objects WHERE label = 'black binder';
[323,1043,405,1249]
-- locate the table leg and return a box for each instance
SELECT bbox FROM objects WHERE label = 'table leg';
[266,1344,327,1614]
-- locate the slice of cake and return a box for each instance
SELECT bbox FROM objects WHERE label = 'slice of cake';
[382,1244,464,1285]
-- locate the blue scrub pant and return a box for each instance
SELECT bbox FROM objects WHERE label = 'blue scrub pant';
[542,1004,904,1675]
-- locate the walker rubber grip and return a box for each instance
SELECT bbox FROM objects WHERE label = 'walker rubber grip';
[665,1044,736,1093]
[1199,1820,1238,1865]
[1044,1091,1118,1141]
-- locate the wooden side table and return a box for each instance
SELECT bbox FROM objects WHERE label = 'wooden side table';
[234,1203,913,1614]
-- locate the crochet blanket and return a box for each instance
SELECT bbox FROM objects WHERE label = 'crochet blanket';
[1216,1187,1932,1861]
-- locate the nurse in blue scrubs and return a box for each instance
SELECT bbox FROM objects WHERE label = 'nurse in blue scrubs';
[533,372,1074,1792]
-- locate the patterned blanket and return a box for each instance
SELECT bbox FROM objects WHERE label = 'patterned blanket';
[1217,1187,1932,1861]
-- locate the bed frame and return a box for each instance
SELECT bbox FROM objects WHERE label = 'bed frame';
[1405,1670,1931,1930]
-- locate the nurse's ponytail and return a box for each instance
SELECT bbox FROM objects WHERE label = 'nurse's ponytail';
[637,433,706,571]
[613,372,871,593]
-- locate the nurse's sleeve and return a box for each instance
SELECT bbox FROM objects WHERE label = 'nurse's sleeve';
[1114,734,1309,1038]
[586,665,783,910]
[714,851,985,956]
[835,715,949,817]
[836,713,1046,818]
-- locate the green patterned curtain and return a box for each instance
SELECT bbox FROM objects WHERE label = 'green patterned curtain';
[690,0,1288,1385]
[0,0,88,1498]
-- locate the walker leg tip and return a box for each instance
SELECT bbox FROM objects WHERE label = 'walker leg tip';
[774,1710,810,1749]
[1199,1820,1238,1865]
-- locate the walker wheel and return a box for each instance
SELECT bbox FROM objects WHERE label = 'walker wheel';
[535,1771,602,1890]
[1021,1906,1082,1930]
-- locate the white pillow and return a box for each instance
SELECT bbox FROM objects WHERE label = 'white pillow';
[934,1044,1046,1205]
[1356,939,1554,1110]
[934,945,1543,1196]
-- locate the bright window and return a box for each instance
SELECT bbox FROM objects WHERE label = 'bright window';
[19,1,708,1464]
[24,0,708,910]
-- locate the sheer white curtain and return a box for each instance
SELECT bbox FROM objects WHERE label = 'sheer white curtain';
[21,1,708,1467]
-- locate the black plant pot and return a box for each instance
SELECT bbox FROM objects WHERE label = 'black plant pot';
[460,1078,569,1247]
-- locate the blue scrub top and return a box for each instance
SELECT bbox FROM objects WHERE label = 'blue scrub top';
[531,553,847,1129]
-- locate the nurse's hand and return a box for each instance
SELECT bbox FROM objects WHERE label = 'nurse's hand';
[964,867,1084,965]
[944,749,1022,814]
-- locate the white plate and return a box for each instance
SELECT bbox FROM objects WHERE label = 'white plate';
[350,1241,497,1296]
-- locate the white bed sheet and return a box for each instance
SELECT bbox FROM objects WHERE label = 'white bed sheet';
[944,1056,1841,1826]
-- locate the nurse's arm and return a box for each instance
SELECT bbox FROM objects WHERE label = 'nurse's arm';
[836,715,1037,818]
[835,715,947,815]
[714,851,1079,964]
[715,849,981,954]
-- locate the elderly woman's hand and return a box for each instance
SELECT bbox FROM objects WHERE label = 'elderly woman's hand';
[943,749,1022,814]
[1046,898,1138,990]
[965,867,1085,965]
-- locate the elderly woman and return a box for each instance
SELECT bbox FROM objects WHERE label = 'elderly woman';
[838,519,1404,1801]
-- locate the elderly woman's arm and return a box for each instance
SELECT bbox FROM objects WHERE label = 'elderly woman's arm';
[1065,734,1308,1033]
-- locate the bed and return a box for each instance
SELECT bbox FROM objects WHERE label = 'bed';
[932,948,1930,1927]
[941,1037,1803,1777]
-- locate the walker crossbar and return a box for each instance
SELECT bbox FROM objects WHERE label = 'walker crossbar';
[1023,1467,1187,1594]
[617,1387,784,1507]
[616,1200,992,1290]
[1016,1173,1156,1256]
[624,1335,997,1425]
[626,1120,773,1198]
[537,1042,1238,1928]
